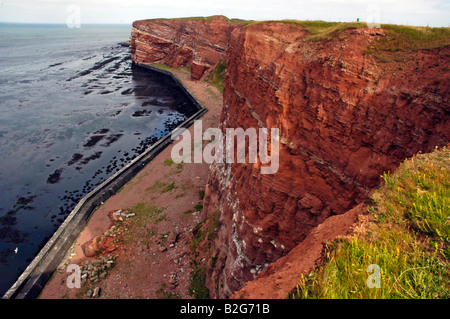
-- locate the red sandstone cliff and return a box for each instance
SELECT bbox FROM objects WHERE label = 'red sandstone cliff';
[130,18,450,298]
[131,16,235,80]
[202,22,449,298]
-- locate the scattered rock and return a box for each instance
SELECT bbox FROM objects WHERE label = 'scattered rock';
[110,209,136,221]
[167,231,178,245]
[159,245,167,252]
[92,287,101,298]
[81,235,114,257]
[80,254,116,287]
[167,272,178,289]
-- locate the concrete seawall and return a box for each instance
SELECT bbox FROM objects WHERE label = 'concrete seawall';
[2,63,208,299]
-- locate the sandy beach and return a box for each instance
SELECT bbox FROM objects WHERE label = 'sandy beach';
[39,66,223,299]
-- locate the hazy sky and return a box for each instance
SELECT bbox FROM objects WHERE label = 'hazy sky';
[0,0,449,27]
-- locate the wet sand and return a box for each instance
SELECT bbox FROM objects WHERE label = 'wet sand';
[39,67,223,299]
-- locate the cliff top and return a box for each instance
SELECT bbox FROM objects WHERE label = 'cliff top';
[134,16,450,52]
[245,20,450,51]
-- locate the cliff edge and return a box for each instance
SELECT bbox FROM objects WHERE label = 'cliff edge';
[130,18,450,298]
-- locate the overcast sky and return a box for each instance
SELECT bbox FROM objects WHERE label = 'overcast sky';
[0,0,449,27]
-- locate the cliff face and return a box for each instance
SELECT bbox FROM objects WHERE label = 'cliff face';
[131,17,235,80]
[202,22,450,298]
[130,19,450,298]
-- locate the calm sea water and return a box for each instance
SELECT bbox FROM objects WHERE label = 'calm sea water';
[0,23,197,295]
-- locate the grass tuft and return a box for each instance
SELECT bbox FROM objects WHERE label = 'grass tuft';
[164,158,174,166]
[160,182,177,194]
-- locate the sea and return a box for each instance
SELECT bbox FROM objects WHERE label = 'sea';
[0,23,198,296]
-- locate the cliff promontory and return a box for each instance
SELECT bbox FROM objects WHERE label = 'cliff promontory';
[130,18,450,298]
[131,16,237,80]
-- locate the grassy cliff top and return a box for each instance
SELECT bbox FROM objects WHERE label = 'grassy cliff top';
[292,146,450,299]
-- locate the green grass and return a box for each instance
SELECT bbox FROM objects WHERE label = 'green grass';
[187,263,210,299]
[205,60,226,93]
[160,182,177,194]
[291,146,450,299]
[188,210,221,299]
[130,203,165,227]
[146,179,177,194]
[164,158,174,166]
[150,62,191,74]
[146,180,166,192]
[370,24,450,52]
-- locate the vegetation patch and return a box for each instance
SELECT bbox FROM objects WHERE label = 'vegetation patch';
[130,202,165,228]
[146,179,177,194]
[205,60,226,93]
[291,146,449,299]
[188,210,221,299]
[160,181,177,194]
[370,24,450,53]
[187,263,210,299]
[164,158,174,166]
[150,62,191,74]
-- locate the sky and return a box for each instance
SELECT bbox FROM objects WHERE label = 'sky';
[0,0,449,27]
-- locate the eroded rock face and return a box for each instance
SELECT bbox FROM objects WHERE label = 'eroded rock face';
[202,22,450,298]
[130,16,234,80]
